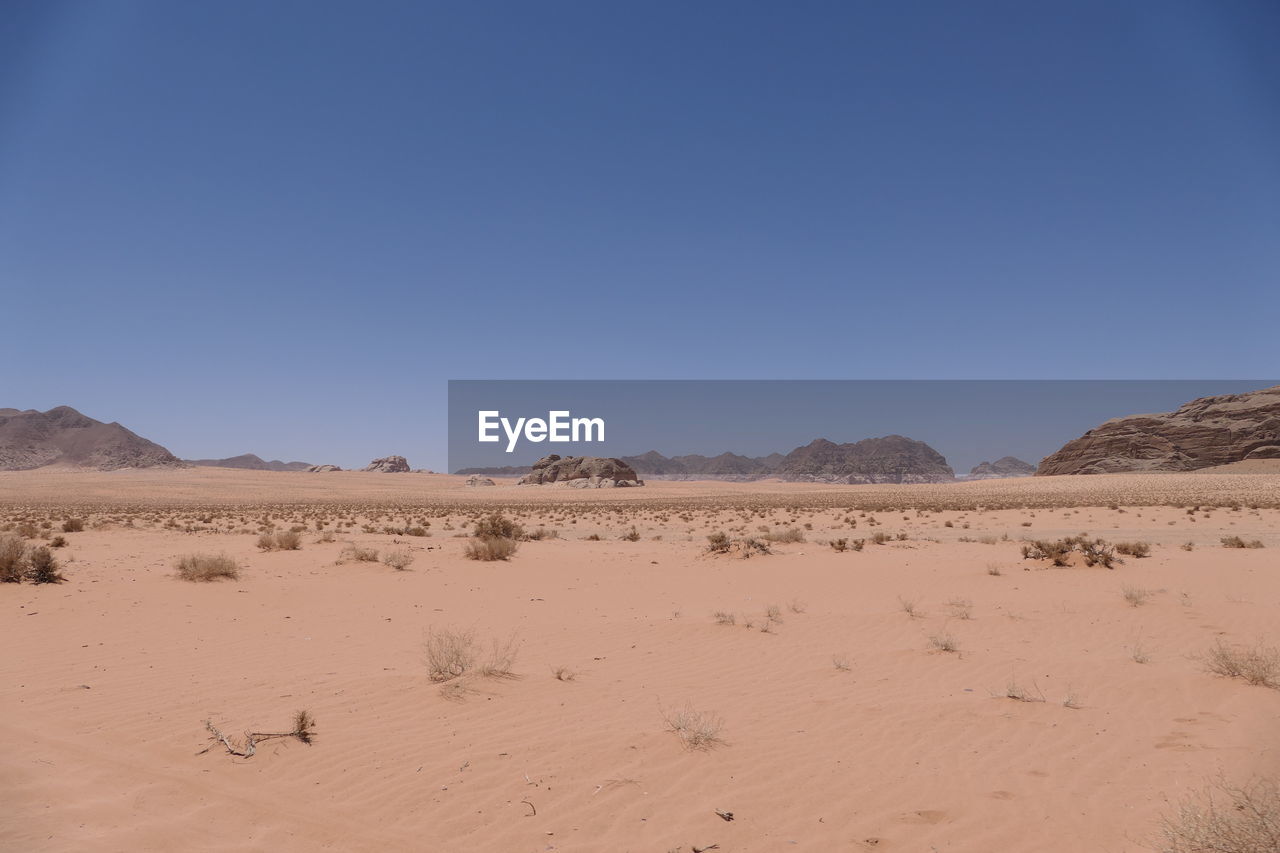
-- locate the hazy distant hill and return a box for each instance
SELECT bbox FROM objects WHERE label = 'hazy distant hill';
[459,436,955,484]
[0,406,183,471]
[187,453,313,472]
[964,456,1036,480]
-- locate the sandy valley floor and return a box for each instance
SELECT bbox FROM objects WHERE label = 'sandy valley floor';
[2,469,1278,851]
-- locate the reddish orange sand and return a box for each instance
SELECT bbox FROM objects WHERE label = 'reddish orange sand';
[2,469,1278,851]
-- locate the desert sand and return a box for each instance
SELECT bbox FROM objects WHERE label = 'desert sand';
[2,468,1278,851]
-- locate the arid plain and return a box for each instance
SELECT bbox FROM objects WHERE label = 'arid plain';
[3,467,1278,852]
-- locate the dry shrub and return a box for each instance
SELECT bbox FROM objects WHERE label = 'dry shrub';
[662,703,725,751]
[763,527,805,543]
[61,518,85,533]
[338,544,379,563]
[928,631,959,653]
[24,546,64,584]
[175,553,240,582]
[424,627,520,682]
[1222,536,1265,549]
[1204,640,1280,688]
[381,549,414,571]
[1160,776,1280,853]
[706,531,731,553]
[473,513,523,540]
[1021,539,1074,566]
[425,627,476,682]
[257,530,302,551]
[713,610,736,626]
[0,535,25,583]
[1122,584,1151,607]
[290,709,317,744]
[829,538,849,552]
[479,633,521,678]
[704,534,770,559]
[1116,541,1151,557]
[464,536,519,561]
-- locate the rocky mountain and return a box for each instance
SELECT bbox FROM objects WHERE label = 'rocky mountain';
[1037,385,1280,475]
[518,455,643,488]
[461,436,955,484]
[0,406,183,471]
[772,436,954,484]
[187,453,312,472]
[364,455,411,473]
[965,456,1036,480]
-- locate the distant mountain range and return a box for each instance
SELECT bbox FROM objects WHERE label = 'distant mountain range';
[459,435,958,484]
[186,453,314,472]
[13,385,1274,478]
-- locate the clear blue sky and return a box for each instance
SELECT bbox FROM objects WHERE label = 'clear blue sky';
[2,1,1277,470]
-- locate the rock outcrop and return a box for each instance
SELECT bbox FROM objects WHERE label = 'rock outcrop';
[1037,385,1280,475]
[518,455,643,488]
[465,475,496,487]
[307,464,342,472]
[0,406,183,471]
[188,453,312,472]
[966,456,1036,480]
[363,455,410,473]
[773,436,954,484]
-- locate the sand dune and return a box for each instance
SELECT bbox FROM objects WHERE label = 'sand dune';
[2,469,1278,851]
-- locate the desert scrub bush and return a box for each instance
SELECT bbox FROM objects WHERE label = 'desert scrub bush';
[1078,538,1119,568]
[1222,536,1265,549]
[473,513,523,540]
[1021,539,1073,566]
[662,703,725,751]
[338,544,379,563]
[713,610,736,626]
[1115,541,1151,557]
[706,531,731,553]
[257,530,302,551]
[174,553,240,582]
[381,549,414,571]
[0,535,25,583]
[425,627,476,681]
[763,527,805,543]
[24,546,64,584]
[524,527,559,541]
[928,631,959,653]
[61,518,84,533]
[1203,640,1280,688]
[424,627,520,682]
[829,537,849,552]
[1122,584,1151,607]
[464,536,519,561]
[1160,776,1280,853]
[621,525,641,542]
